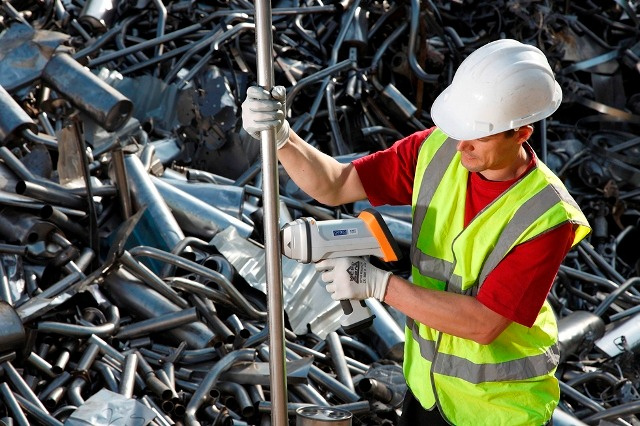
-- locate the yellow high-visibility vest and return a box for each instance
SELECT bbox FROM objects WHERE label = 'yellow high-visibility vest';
[405,128,591,426]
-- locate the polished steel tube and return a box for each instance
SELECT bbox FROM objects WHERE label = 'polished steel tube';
[43,387,65,410]
[286,349,360,403]
[257,401,370,415]
[254,0,288,422]
[15,180,86,209]
[290,384,329,406]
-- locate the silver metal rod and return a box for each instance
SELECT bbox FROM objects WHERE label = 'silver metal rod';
[0,383,29,426]
[254,0,287,422]
[13,393,63,426]
[114,307,199,340]
[1,362,48,413]
[119,353,138,398]
[326,332,355,392]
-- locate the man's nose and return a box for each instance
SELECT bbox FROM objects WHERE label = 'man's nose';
[457,140,473,151]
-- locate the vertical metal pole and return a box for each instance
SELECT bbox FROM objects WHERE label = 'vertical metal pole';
[254,0,288,425]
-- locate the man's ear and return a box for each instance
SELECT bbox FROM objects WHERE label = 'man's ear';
[517,125,534,145]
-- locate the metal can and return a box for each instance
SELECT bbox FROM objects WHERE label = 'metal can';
[296,406,352,426]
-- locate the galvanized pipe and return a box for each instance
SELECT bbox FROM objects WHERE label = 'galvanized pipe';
[0,383,29,426]
[151,176,253,239]
[114,306,199,340]
[37,305,121,337]
[124,152,185,257]
[158,178,246,220]
[367,299,405,361]
[120,251,189,309]
[92,361,119,392]
[1,361,48,413]
[184,348,256,426]
[119,353,138,398]
[103,269,215,349]
[42,53,133,132]
[13,394,63,426]
[0,84,37,143]
[37,372,72,402]
[111,147,132,219]
[290,384,329,406]
[216,382,255,419]
[189,294,234,344]
[26,352,57,379]
[357,378,393,403]
[127,246,266,320]
[326,332,355,392]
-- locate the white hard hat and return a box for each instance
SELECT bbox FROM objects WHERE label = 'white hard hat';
[431,39,562,140]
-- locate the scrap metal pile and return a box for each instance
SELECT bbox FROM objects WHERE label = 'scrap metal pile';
[0,0,640,425]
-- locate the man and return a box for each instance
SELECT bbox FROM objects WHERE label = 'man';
[242,39,591,425]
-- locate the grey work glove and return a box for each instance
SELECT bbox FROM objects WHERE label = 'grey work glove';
[241,85,290,149]
[315,257,392,302]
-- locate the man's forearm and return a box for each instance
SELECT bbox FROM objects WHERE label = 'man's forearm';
[278,130,367,206]
[383,275,512,344]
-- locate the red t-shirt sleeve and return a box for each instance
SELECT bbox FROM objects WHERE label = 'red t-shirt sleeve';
[352,128,434,206]
[477,223,575,328]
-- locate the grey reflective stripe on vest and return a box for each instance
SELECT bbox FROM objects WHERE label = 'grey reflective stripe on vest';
[407,318,560,384]
[477,184,566,287]
[410,249,454,282]
[411,137,458,282]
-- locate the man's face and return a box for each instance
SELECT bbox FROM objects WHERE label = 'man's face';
[456,131,523,176]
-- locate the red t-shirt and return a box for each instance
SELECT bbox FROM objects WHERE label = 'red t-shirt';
[353,128,574,327]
